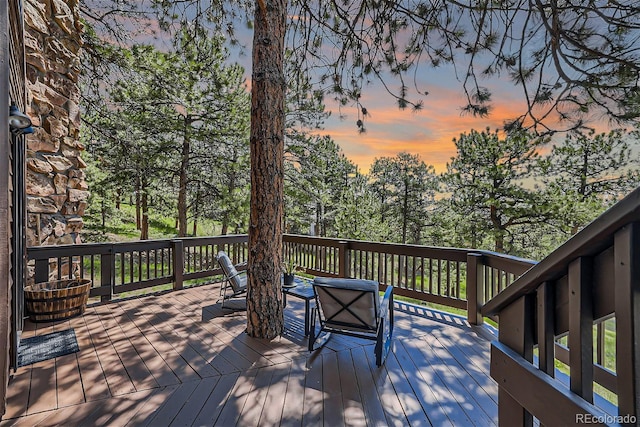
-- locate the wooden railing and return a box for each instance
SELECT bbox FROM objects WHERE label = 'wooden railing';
[284,235,534,315]
[28,233,533,321]
[483,187,640,426]
[28,235,249,301]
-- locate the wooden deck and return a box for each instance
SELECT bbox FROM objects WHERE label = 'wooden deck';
[0,283,498,426]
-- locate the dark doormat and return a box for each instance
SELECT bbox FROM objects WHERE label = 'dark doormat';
[18,329,79,367]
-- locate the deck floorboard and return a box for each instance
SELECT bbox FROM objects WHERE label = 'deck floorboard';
[1,282,498,426]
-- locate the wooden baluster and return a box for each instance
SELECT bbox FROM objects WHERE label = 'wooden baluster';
[128,251,134,284]
[456,261,460,299]
[411,256,416,291]
[428,258,433,294]
[382,253,387,284]
[536,281,555,377]
[437,259,441,295]
[420,257,425,293]
[90,255,95,286]
[568,256,593,403]
[614,223,640,420]
[119,252,124,286]
[485,266,490,301]
[365,251,370,280]
[390,255,395,286]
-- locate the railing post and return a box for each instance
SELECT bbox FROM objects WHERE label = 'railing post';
[338,240,349,278]
[536,282,555,376]
[172,240,184,290]
[100,247,114,302]
[466,252,484,325]
[614,223,640,420]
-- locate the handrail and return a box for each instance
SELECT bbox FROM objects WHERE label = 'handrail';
[27,235,250,300]
[26,233,534,320]
[484,185,640,425]
[484,186,640,316]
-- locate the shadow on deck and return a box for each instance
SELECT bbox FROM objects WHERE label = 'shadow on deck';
[1,283,498,426]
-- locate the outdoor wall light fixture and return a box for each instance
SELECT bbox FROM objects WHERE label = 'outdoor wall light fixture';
[9,103,33,134]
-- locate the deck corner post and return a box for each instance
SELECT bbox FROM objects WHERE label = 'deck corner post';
[338,240,350,278]
[100,247,114,302]
[467,252,484,325]
[172,239,184,290]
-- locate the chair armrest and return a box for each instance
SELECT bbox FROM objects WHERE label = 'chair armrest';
[379,285,393,320]
[227,270,247,280]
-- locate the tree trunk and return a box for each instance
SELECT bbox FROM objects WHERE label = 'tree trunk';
[135,175,141,230]
[402,177,409,244]
[192,184,200,236]
[101,200,106,228]
[246,0,286,339]
[470,222,477,248]
[177,116,191,237]
[490,204,505,253]
[221,172,237,235]
[140,177,149,240]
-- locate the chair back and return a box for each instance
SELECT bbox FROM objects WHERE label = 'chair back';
[313,278,379,331]
[216,251,245,292]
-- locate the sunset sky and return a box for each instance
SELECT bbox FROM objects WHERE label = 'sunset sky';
[226,28,533,175]
[313,65,529,174]
[318,80,523,174]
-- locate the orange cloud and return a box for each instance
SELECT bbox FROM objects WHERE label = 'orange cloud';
[319,85,525,173]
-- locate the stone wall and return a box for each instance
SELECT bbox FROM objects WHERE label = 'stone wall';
[23,0,87,247]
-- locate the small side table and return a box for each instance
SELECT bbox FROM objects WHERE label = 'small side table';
[282,277,315,336]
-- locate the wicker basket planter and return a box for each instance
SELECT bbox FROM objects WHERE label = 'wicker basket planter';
[24,279,92,322]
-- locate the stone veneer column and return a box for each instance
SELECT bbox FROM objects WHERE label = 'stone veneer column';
[22,0,88,247]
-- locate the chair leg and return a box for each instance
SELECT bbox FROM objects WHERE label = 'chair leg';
[375,320,383,366]
[308,307,316,351]
[220,279,228,309]
[375,317,393,367]
[308,307,331,351]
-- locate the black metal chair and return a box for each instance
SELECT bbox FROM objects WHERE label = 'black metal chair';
[215,251,247,310]
[309,277,394,366]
